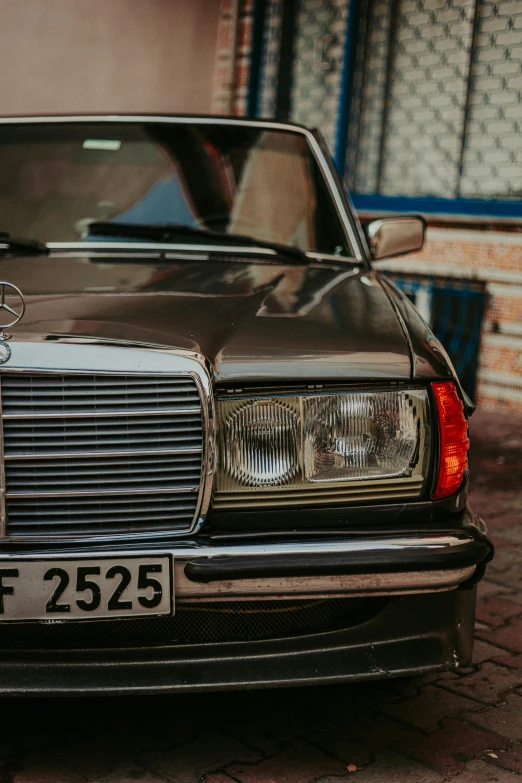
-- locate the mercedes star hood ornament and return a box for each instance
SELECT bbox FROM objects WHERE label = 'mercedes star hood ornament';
[0,282,26,364]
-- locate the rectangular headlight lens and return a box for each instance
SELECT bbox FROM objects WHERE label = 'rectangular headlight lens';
[303,391,423,483]
[216,389,430,499]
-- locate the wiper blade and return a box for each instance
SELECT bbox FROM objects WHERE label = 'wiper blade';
[87,222,310,264]
[0,231,49,256]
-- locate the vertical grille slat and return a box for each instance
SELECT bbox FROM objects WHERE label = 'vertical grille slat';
[0,373,205,539]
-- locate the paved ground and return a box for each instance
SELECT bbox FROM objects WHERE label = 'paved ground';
[1,409,521,783]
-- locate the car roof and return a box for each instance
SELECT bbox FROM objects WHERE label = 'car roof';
[0,114,314,134]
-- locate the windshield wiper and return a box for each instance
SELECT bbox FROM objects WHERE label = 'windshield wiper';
[0,231,49,256]
[87,222,311,264]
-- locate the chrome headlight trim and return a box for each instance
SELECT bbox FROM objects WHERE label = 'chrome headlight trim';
[214,387,430,509]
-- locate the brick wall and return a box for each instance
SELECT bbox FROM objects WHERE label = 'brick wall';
[211,0,255,117]
[232,0,255,116]
[374,225,522,412]
[212,0,240,115]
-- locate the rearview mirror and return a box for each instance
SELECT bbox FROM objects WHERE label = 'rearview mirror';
[364,216,426,260]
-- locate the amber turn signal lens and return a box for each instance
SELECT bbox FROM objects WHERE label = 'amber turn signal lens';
[432,381,469,500]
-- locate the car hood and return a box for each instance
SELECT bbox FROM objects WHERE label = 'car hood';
[0,251,441,383]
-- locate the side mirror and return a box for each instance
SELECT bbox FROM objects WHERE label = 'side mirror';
[364,216,426,260]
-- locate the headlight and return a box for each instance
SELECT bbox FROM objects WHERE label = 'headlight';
[223,399,300,486]
[303,392,420,482]
[215,389,430,508]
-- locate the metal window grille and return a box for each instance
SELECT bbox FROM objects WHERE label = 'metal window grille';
[346,0,522,202]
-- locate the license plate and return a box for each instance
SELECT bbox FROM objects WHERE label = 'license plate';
[0,556,173,621]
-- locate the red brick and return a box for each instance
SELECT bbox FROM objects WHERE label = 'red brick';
[223,704,333,755]
[85,766,169,783]
[306,710,423,768]
[50,728,169,781]
[494,653,522,669]
[477,580,510,600]
[377,686,478,733]
[140,729,260,783]
[476,596,522,627]
[466,693,522,741]
[438,662,522,704]
[473,640,507,664]
[489,745,522,776]
[447,759,522,782]
[487,546,522,572]
[495,523,522,545]
[486,566,522,593]
[478,618,522,654]
[393,718,511,776]
[226,739,348,783]
[13,767,84,783]
[324,750,445,782]
[298,682,400,726]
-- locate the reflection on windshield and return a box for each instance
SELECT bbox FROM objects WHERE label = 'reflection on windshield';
[0,122,350,256]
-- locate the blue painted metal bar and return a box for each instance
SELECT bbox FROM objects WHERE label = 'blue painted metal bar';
[352,193,522,219]
[458,298,486,390]
[334,0,360,173]
[448,291,466,358]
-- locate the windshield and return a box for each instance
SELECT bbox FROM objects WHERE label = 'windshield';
[0,121,351,256]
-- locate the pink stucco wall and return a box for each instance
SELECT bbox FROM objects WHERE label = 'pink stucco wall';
[0,0,221,116]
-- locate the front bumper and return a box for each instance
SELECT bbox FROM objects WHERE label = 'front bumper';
[0,510,492,694]
[0,589,477,695]
[0,529,490,601]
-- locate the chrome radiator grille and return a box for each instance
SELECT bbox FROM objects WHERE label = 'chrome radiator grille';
[0,373,205,539]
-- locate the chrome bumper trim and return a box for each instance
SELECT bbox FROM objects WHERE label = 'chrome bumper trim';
[0,533,480,600]
[175,566,476,600]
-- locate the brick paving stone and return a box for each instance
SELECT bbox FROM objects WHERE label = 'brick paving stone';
[305,711,424,768]
[376,685,479,733]
[389,671,460,699]
[465,693,522,740]
[203,774,238,783]
[91,766,170,783]
[222,703,334,755]
[392,718,511,776]
[47,728,170,782]
[225,739,348,783]
[494,590,522,605]
[139,728,261,783]
[486,550,522,593]
[150,692,261,744]
[478,618,522,654]
[474,639,510,664]
[444,759,520,781]
[494,653,522,669]
[319,750,445,782]
[490,620,522,653]
[489,590,522,608]
[439,662,522,704]
[295,682,400,726]
[488,746,522,776]
[478,581,515,600]
[12,765,85,783]
[476,596,522,627]
[0,733,87,771]
[494,519,522,545]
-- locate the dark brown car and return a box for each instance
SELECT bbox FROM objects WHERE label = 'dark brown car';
[0,116,492,694]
